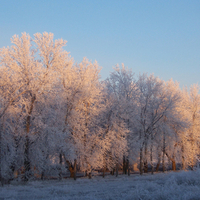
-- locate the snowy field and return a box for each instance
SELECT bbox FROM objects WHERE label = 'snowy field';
[1,170,200,200]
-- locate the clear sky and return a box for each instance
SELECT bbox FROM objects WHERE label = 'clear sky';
[0,0,200,88]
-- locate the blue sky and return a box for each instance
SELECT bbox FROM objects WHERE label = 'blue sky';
[0,0,200,87]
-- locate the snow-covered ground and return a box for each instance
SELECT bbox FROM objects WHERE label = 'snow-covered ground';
[1,170,200,200]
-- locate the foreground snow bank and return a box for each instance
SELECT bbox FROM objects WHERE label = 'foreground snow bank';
[1,170,200,200]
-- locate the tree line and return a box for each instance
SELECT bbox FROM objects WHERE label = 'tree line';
[0,33,200,183]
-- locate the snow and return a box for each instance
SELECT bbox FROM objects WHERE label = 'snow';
[1,170,200,200]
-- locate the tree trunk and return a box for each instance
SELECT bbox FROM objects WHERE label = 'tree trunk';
[59,153,63,180]
[123,155,127,174]
[172,160,176,171]
[156,146,161,172]
[140,147,143,175]
[165,152,176,171]
[143,141,148,173]
[191,113,195,170]
[181,144,185,170]
[150,139,154,174]
[111,169,115,175]
[88,172,92,179]
[84,102,89,174]
[24,94,36,181]
[41,171,44,180]
[143,161,148,173]
[63,156,74,178]
[68,165,74,178]
[156,161,160,172]
[116,162,118,177]
[103,153,106,178]
[103,168,105,178]
[74,159,77,180]
[24,135,31,181]
[162,132,165,172]
[127,159,130,176]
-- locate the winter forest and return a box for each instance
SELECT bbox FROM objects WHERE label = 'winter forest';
[0,32,200,184]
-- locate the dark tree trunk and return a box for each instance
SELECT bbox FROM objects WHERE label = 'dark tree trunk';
[181,143,185,170]
[24,94,36,181]
[143,142,148,173]
[59,153,63,180]
[88,172,92,179]
[165,152,176,171]
[172,160,176,171]
[103,167,105,178]
[24,135,31,181]
[143,161,148,173]
[103,168,105,178]
[140,147,143,175]
[74,159,77,180]
[116,162,118,177]
[123,155,127,174]
[41,171,44,180]
[63,156,75,178]
[156,162,160,172]
[162,132,165,172]
[150,153,154,174]
[150,136,154,174]
[156,145,162,172]
[103,153,106,178]
[127,159,130,176]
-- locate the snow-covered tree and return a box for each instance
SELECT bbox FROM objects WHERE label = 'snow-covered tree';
[1,32,200,184]
[0,32,73,181]
[105,64,137,173]
[135,75,184,174]
[178,85,200,169]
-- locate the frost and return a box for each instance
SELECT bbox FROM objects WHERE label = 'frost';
[1,170,200,199]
